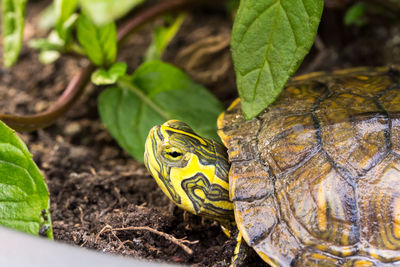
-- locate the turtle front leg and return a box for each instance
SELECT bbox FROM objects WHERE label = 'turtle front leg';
[230,230,249,267]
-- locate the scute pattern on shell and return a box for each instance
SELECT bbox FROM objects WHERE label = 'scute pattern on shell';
[217,66,400,266]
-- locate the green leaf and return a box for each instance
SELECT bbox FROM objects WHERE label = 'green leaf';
[231,0,323,119]
[91,62,127,85]
[144,13,186,62]
[344,3,367,26]
[55,0,78,41]
[38,2,57,30]
[29,31,64,64]
[77,14,117,66]
[79,0,144,26]
[98,61,224,162]
[38,50,61,64]
[1,0,27,67]
[0,121,52,238]
[28,37,64,52]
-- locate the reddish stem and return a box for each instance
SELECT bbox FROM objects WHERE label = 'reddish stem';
[0,64,95,132]
[0,0,215,132]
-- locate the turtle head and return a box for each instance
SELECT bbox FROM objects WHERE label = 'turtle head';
[144,120,233,222]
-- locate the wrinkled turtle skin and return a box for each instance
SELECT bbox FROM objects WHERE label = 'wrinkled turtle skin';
[217,66,400,266]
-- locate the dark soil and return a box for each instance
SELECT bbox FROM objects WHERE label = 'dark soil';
[1,1,400,266]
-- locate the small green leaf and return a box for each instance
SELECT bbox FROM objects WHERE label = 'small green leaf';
[231,0,323,119]
[55,0,78,41]
[29,31,64,64]
[0,121,52,238]
[144,13,186,62]
[1,0,27,67]
[38,2,57,30]
[344,3,367,26]
[28,37,63,52]
[78,0,145,25]
[98,61,224,162]
[39,50,61,64]
[77,14,117,66]
[91,62,127,85]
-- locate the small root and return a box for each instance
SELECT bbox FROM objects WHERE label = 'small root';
[78,206,85,226]
[176,35,231,83]
[116,240,135,251]
[96,225,198,255]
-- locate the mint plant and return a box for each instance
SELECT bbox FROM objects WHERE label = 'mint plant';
[231,0,324,119]
[2,0,399,240]
[0,121,52,238]
[11,0,400,237]
[1,0,227,162]
[2,0,27,67]
[99,60,224,161]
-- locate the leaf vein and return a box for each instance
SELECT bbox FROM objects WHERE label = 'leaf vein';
[115,89,128,149]
[0,159,35,192]
[117,90,136,153]
[250,3,281,104]
[280,6,302,79]
[0,218,40,223]
[240,67,261,78]
[135,101,144,145]
[0,199,27,203]
[299,0,310,19]
[237,1,279,45]
[280,5,298,47]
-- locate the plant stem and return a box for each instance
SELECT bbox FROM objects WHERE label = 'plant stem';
[70,43,86,56]
[0,0,223,132]
[117,77,170,120]
[0,64,95,132]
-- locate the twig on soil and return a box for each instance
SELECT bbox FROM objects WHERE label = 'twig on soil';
[302,35,331,73]
[78,206,86,226]
[177,35,231,82]
[96,224,199,255]
[116,240,135,251]
[80,240,88,247]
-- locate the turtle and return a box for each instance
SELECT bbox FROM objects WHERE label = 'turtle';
[143,66,400,266]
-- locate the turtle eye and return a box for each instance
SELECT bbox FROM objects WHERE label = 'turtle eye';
[162,146,184,162]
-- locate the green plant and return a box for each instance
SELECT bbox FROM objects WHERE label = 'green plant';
[231,0,323,119]
[0,121,52,238]
[2,1,226,164]
[9,0,400,238]
[344,3,367,26]
[0,0,229,235]
[1,0,324,143]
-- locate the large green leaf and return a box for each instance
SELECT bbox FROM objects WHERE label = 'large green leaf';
[1,0,27,67]
[79,0,144,26]
[38,2,57,30]
[98,61,224,162]
[231,0,323,119]
[0,121,52,238]
[77,14,117,66]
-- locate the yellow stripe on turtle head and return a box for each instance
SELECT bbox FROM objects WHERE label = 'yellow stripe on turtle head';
[161,126,207,146]
[144,120,234,223]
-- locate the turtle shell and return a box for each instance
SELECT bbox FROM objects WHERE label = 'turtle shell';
[217,66,400,266]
